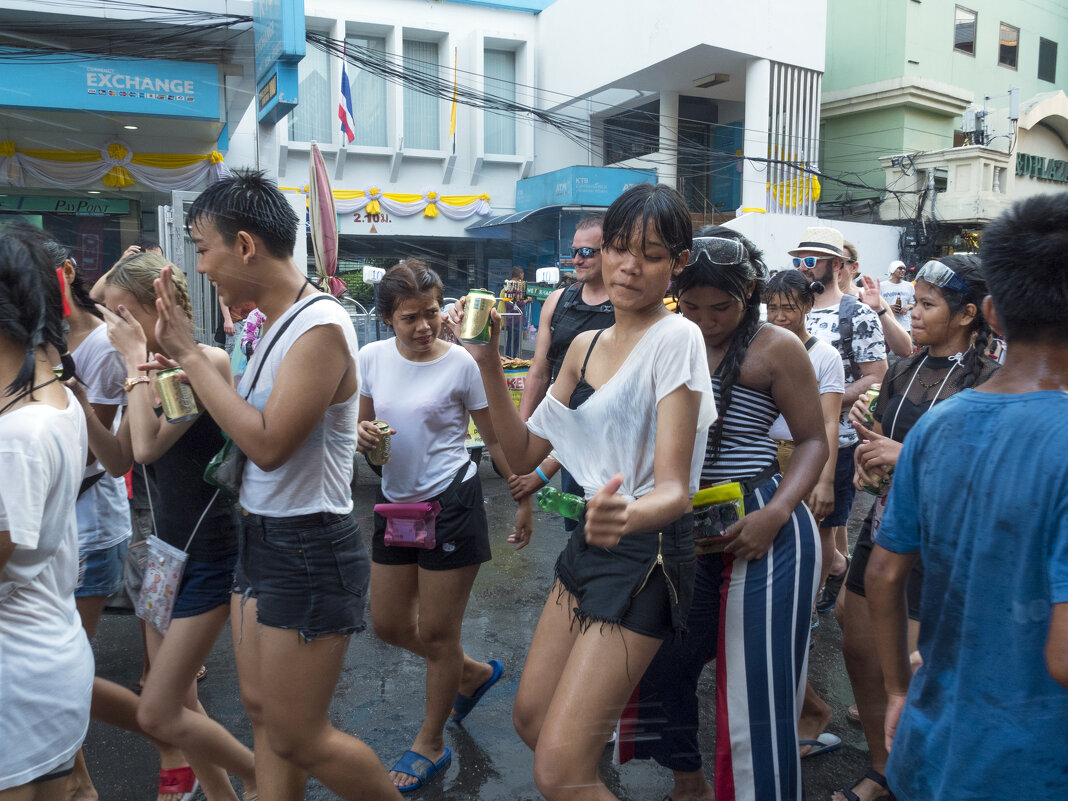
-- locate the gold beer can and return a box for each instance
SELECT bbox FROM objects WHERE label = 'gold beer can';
[459,289,498,344]
[368,419,392,465]
[156,368,201,423]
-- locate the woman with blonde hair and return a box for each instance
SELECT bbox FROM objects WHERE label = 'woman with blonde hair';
[80,252,258,801]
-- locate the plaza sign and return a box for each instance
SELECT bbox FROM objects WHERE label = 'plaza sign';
[1016,152,1068,183]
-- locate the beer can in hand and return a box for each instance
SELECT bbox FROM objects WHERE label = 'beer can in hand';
[368,420,392,465]
[156,368,200,424]
[459,289,498,344]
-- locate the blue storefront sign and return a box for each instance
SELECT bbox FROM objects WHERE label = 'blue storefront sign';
[0,49,219,121]
[515,166,657,211]
[254,0,305,125]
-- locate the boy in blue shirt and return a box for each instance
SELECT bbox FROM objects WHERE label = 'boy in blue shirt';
[867,191,1068,801]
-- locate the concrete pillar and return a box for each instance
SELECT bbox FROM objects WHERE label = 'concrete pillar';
[658,91,679,189]
[741,58,770,214]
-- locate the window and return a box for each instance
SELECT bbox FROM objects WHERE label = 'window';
[288,42,331,143]
[1039,38,1058,82]
[484,49,516,155]
[603,100,660,165]
[998,23,1019,69]
[403,39,440,150]
[954,6,977,55]
[345,35,387,147]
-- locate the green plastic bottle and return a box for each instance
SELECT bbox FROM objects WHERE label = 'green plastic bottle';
[535,486,586,520]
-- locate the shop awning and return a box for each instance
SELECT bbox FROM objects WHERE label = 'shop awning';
[465,204,594,230]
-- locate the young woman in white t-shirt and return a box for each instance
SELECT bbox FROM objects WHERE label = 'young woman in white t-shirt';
[450,184,716,801]
[0,231,94,798]
[150,171,400,801]
[357,262,530,792]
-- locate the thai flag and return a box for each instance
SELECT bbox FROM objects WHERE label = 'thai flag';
[338,65,355,144]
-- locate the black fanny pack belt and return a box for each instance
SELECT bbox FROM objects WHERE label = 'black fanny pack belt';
[740,460,780,495]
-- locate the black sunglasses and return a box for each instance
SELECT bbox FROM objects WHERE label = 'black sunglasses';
[571,247,601,259]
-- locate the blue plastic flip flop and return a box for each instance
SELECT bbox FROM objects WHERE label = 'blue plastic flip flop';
[800,732,841,759]
[390,747,451,794]
[450,658,503,723]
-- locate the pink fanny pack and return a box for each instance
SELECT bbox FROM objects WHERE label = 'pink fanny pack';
[374,501,442,549]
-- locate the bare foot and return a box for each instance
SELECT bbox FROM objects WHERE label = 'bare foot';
[798,688,833,757]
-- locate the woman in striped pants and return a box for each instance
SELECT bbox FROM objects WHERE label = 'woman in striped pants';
[624,228,826,801]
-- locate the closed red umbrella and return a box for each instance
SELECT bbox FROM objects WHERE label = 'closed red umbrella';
[308,141,344,297]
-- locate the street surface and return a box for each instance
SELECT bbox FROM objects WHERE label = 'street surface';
[86,461,874,800]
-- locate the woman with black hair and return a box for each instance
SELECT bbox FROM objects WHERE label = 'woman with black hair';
[628,227,828,801]
[832,254,998,801]
[0,232,94,798]
[450,183,715,801]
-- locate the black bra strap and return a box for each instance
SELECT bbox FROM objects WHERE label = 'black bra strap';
[579,328,605,380]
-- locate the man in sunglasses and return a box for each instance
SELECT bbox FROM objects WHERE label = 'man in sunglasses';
[512,216,613,530]
[789,226,887,614]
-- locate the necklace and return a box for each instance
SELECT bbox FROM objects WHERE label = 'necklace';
[888,353,960,441]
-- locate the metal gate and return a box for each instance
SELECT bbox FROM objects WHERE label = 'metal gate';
[158,190,216,344]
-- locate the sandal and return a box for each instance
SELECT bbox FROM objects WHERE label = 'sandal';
[816,556,851,613]
[836,768,895,801]
[159,766,199,801]
[450,658,503,723]
[196,664,207,683]
[389,748,451,794]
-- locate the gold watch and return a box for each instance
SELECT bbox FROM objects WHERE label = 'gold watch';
[123,376,151,393]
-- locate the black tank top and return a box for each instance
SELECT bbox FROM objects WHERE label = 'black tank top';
[547,282,614,381]
[152,409,238,562]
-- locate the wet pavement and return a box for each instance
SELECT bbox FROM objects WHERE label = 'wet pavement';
[86,461,875,800]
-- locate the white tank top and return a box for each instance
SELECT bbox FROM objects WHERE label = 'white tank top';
[237,294,360,516]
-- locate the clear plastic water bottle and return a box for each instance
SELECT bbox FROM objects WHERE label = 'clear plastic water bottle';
[535,486,586,520]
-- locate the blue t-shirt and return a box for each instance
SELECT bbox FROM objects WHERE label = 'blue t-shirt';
[878,389,1068,801]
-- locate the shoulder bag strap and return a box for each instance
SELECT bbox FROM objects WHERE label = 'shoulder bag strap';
[837,294,862,381]
[243,294,338,400]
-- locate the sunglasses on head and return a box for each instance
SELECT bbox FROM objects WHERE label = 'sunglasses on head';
[915,260,974,299]
[792,256,834,270]
[686,236,747,267]
[571,246,601,259]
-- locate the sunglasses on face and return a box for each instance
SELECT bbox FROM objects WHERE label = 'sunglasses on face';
[792,256,834,270]
[571,247,601,259]
[686,236,747,266]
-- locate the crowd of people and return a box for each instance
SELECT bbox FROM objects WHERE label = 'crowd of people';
[1,172,1065,801]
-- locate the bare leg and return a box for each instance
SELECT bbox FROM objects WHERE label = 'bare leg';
[797,681,833,757]
[370,563,484,789]
[534,617,664,801]
[231,594,304,801]
[666,770,715,801]
[817,525,847,595]
[512,582,581,750]
[0,773,69,801]
[257,626,402,800]
[138,606,256,801]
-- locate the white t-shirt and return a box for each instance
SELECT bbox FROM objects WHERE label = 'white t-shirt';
[0,391,95,790]
[768,338,845,440]
[881,280,915,332]
[72,324,131,552]
[807,300,886,447]
[527,314,716,501]
[359,340,487,502]
[238,294,360,516]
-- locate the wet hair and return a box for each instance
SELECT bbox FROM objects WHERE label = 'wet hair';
[678,225,769,458]
[377,262,444,323]
[105,252,194,324]
[0,229,74,402]
[765,269,823,311]
[980,192,1068,344]
[918,253,993,389]
[5,223,99,318]
[187,169,299,259]
[132,237,161,253]
[575,215,604,232]
[601,184,692,262]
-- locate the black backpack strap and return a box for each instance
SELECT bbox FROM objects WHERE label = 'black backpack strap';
[837,294,862,381]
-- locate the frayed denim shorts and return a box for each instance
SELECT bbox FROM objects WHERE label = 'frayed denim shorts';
[233,511,370,641]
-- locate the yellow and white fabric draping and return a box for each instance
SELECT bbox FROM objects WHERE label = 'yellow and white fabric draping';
[326,186,492,220]
[0,140,230,191]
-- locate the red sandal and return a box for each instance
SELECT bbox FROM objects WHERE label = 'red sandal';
[159,766,199,801]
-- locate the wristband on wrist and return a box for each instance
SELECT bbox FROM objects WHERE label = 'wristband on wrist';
[535,466,550,484]
[877,307,887,316]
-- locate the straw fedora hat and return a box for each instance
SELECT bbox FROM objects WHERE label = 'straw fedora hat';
[788,226,845,258]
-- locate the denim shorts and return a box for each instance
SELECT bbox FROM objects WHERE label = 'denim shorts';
[821,442,858,528]
[233,512,370,641]
[173,553,238,618]
[76,539,128,598]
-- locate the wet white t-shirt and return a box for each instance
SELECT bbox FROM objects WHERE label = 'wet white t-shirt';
[72,324,131,552]
[0,391,95,789]
[359,340,486,502]
[238,294,360,516]
[527,314,716,501]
